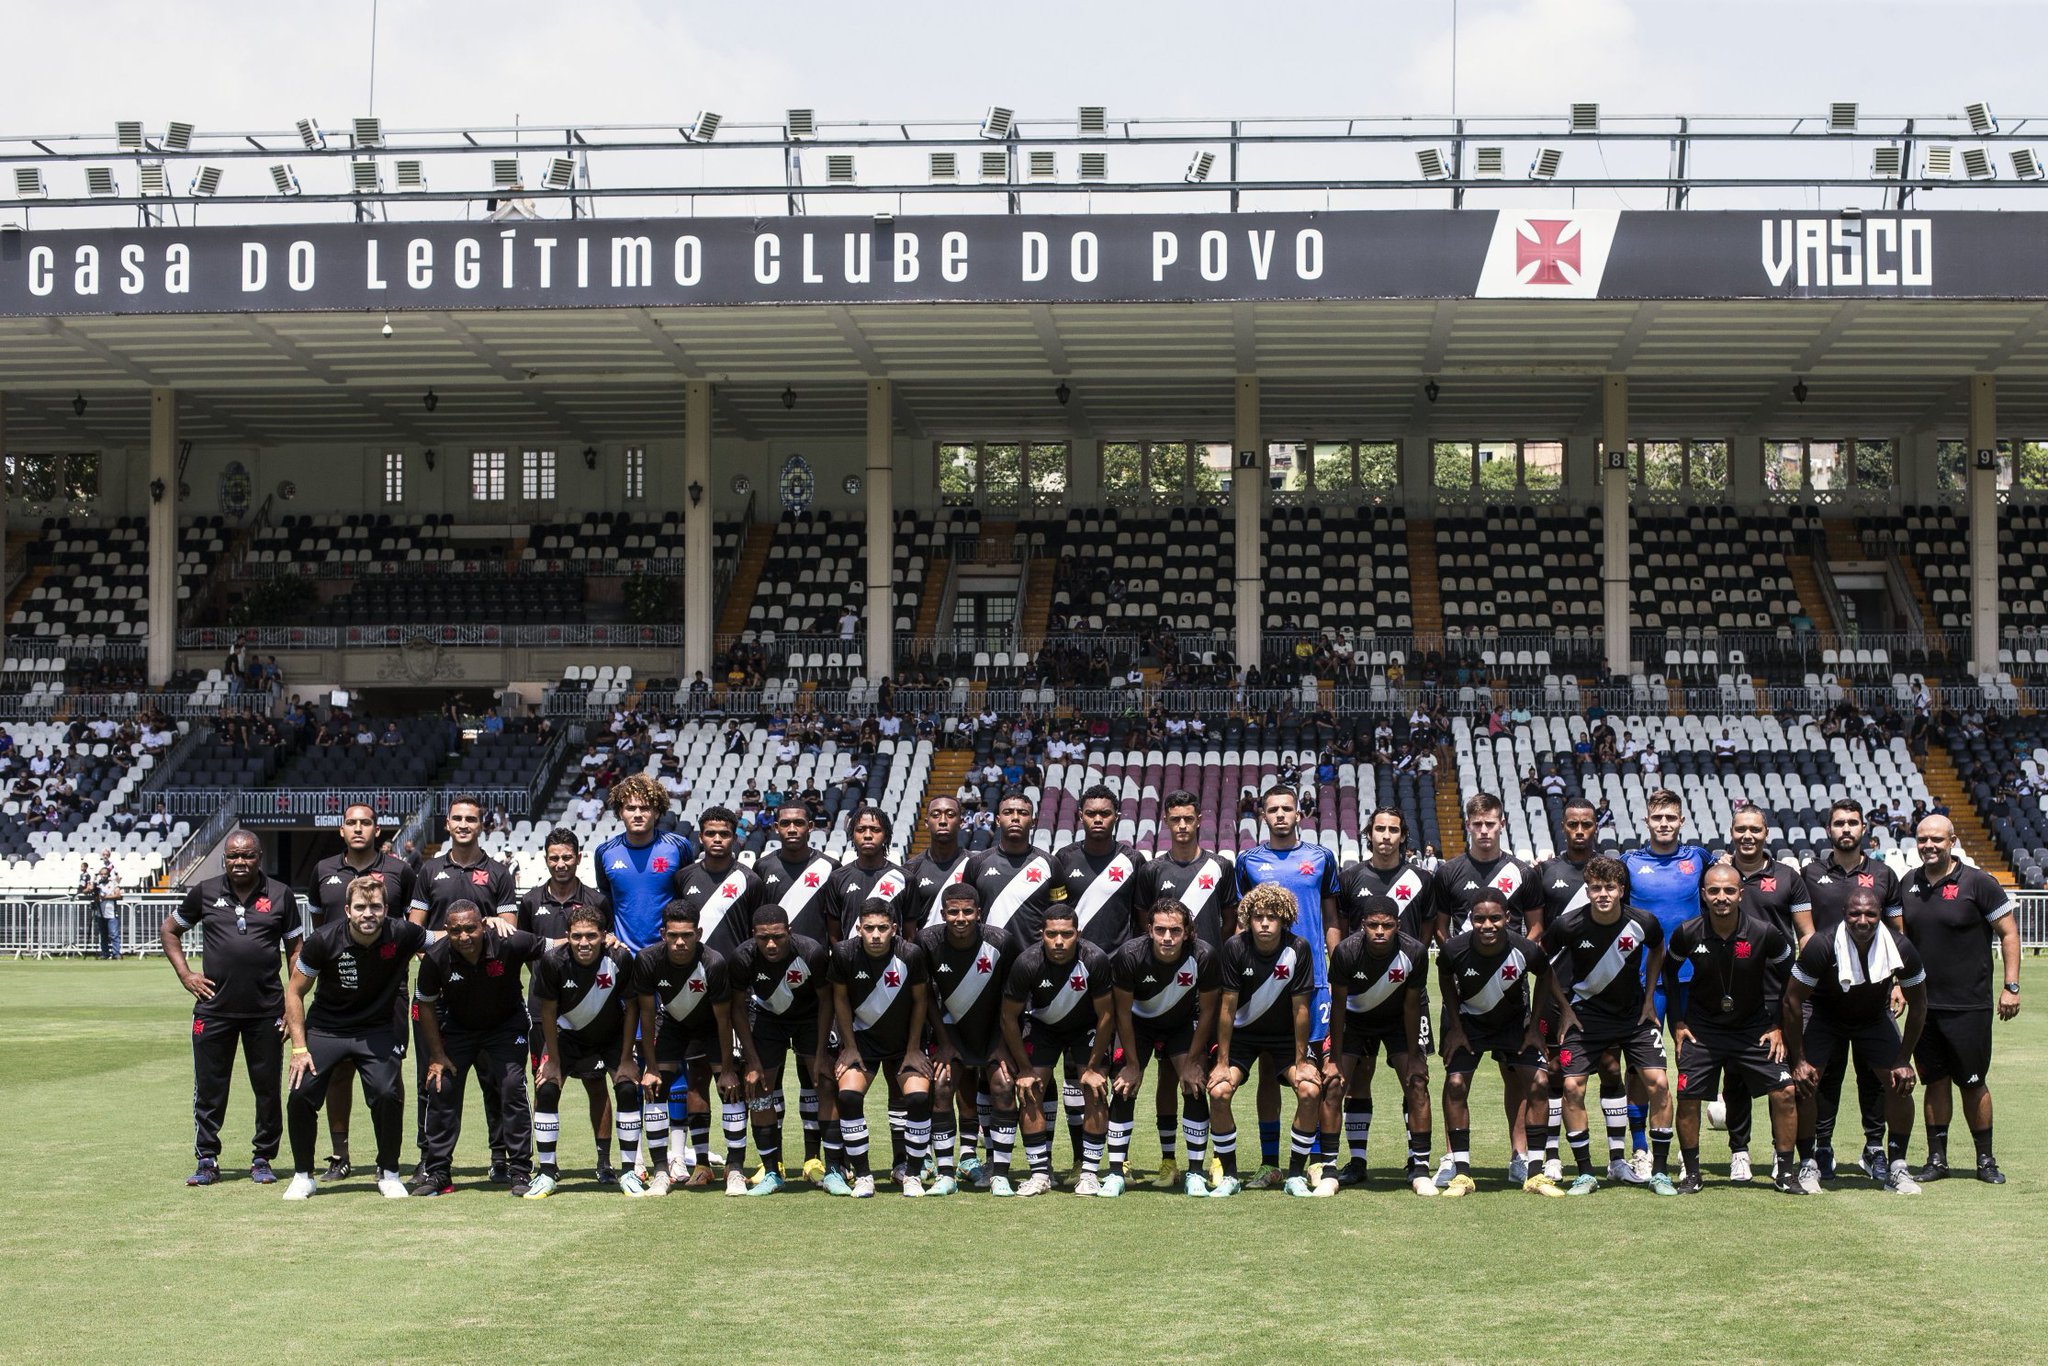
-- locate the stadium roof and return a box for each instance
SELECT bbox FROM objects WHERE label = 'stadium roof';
[7,296,2048,447]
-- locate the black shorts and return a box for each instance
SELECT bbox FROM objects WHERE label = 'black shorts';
[1559,1019,1666,1077]
[1022,1022,1095,1074]
[751,1012,822,1072]
[1132,1019,1198,1063]
[1443,1021,1542,1075]
[1676,1030,1794,1099]
[851,1030,910,1069]
[1805,1011,1901,1080]
[941,1030,1002,1071]
[1225,1036,1312,1077]
[1913,1009,1993,1087]
[655,1021,720,1070]
[1338,1016,1413,1065]
[555,1032,629,1082]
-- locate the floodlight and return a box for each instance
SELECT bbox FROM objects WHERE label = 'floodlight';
[685,111,721,142]
[491,158,520,189]
[1028,150,1056,180]
[786,108,816,139]
[115,121,144,151]
[269,164,301,195]
[1185,151,1214,182]
[12,168,46,199]
[1416,148,1448,180]
[296,118,324,149]
[1570,103,1600,132]
[1530,147,1564,180]
[138,165,168,196]
[189,166,222,196]
[353,117,384,147]
[1078,106,1107,136]
[1828,102,1858,133]
[1474,146,1504,177]
[2015,149,2046,180]
[980,150,1008,181]
[543,156,575,190]
[351,160,383,193]
[163,121,194,151]
[84,167,118,197]
[1870,146,1903,179]
[396,159,427,191]
[929,151,957,182]
[1967,102,1997,136]
[1079,151,1106,181]
[1924,145,1953,178]
[980,106,1014,140]
[826,154,856,184]
[1963,147,1994,180]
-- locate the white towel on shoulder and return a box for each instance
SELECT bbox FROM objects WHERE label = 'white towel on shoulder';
[1834,921,1903,990]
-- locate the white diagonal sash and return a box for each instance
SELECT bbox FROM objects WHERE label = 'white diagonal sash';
[1574,926,1643,1001]
[697,874,748,944]
[1132,962,1197,1020]
[1035,961,1095,1027]
[760,954,813,1015]
[1349,949,1416,1014]
[1175,858,1223,923]
[1072,852,1136,935]
[1233,946,1299,1028]
[985,856,1052,930]
[776,856,834,918]
[662,961,713,1022]
[559,963,621,1032]
[852,953,909,1029]
[1462,947,1528,1016]
[942,948,1001,1023]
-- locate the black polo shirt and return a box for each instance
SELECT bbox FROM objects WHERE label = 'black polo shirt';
[1732,858,1812,942]
[299,917,428,1034]
[308,851,416,928]
[515,879,613,941]
[414,929,548,1033]
[171,874,302,1019]
[1799,853,1901,937]
[1791,926,1926,1026]
[1897,861,2013,1012]
[1663,912,1793,1034]
[410,849,519,929]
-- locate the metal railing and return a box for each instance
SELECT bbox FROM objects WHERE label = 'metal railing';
[4,638,148,661]
[150,784,537,825]
[163,798,234,886]
[177,622,685,651]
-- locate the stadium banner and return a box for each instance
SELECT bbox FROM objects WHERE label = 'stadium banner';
[0,209,2022,314]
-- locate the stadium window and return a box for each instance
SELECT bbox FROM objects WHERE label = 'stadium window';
[1689,440,1729,490]
[61,452,99,503]
[1432,441,1476,489]
[382,451,404,504]
[1807,440,1847,490]
[1309,442,1354,491]
[939,443,979,503]
[1853,439,1897,490]
[1197,443,1234,493]
[1146,442,1191,498]
[1935,440,1969,491]
[1026,443,1069,497]
[1476,441,1519,491]
[1358,442,1399,489]
[2017,440,2048,490]
[1765,439,1805,494]
[470,449,507,502]
[1521,440,1564,490]
[6,454,59,503]
[1629,441,1685,491]
[521,448,557,502]
[983,443,1023,503]
[1767,437,1895,493]
[623,445,646,501]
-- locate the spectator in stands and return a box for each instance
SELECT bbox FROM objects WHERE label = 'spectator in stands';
[78,858,109,957]
[1237,788,1258,820]
[1277,755,1301,788]
[143,802,172,835]
[1639,744,1661,777]
[1541,769,1567,801]
[1713,728,1739,766]
[571,790,604,824]
[977,758,1005,810]
[482,707,505,737]
[955,777,982,812]
[378,721,403,749]
[1416,843,1442,874]
[772,736,798,773]
[838,756,870,796]
[1595,799,1616,833]
[1520,768,1542,800]
[802,786,826,824]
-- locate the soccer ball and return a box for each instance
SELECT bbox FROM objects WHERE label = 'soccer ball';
[1705,1099,1728,1131]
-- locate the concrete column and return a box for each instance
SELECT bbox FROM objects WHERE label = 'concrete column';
[0,392,7,661]
[1233,376,1262,673]
[1969,373,1998,674]
[1601,375,1631,677]
[865,378,894,680]
[1728,434,1765,508]
[147,387,177,686]
[682,380,714,682]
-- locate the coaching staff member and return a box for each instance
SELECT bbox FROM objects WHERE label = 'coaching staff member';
[411,900,549,1197]
[162,829,301,1187]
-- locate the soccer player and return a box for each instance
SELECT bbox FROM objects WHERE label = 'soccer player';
[904,794,973,931]
[1724,805,1820,1178]
[1535,797,1638,1183]
[1210,883,1328,1198]
[828,898,934,1198]
[1110,897,1221,1197]
[1051,784,1147,953]
[1334,806,1439,1187]
[409,795,521,1181]
[634,904,736,1194]
[825,806,911,941]
[726,903,832,1195]
[280,876,428,1200]
[1234,786,1339,1186]
[999,904,1113,1197]
[1663,864,1801,1194]
[918,882,1017,1195]
[1325,893,1434,1195]
[163,828,301,1188]
[961,789,1058,949]
[591,773,694,953]
[410,900,549,1196]
[310,803,416,931]
[1127,788,1236,1184]
[526,905,644,1198]
[1436,888,1559,1197]
[1798,797,1903,1179]
[1431,792,1544,1183]
[753,803,841,943]
[515,827,615,1179]
[1542,856,1677,1196]
[667,806,765,1182]
[1782,888,1927,1194]
[1897,814,2020,1185]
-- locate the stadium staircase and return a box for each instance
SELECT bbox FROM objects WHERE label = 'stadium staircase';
[713,522,777,647]
[1404,520,1443,640]
[1919,743,2018,887]
[1787,554,1838,646]
[1017,554,1053,649]
[976,521,1017,564]
[1821,519,1864,572]
[1434,760,1466,859]
[5,563,49,623]
[910,553,952,643]
[906,749,976,858]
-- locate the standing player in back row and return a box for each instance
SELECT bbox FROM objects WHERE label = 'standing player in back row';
[1235,786,1339,1183]
[1049,785,1146,1167]
[591,774,694,954]
[1129,788,1236,1187]
[1431,792,1544,1185]
[904,794,973,931]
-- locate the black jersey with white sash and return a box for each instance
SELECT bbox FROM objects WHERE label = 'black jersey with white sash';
[1050,841,1147,952]
[1327,930,1427,1030]
[727,933,830,1023]
[1540,906,1662,1029]
[1129,849,1238,950]
[1438,930,1548,1034]
[671,860,766,956]
[917,922,1015,1052]
[633,943,729,1040]
[1004,941,1112,1038]
[961,845,1058,947]
[754,847,842,943]
[829,936,927,1056]
[531,943,635,1049]
[1110,936,1219,1035]
[1219,931,1316,1046]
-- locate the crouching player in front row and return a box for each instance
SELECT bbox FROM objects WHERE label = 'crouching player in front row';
[1111,897,1222,1197]
[527,906,646,1198]
[1436,888,1558,1198]
[1210,883,1331,1198]
[1326,893,1435,1196]
[829,898,934,1198]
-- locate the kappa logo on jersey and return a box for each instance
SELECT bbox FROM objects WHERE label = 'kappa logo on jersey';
[856,971,871,981]
[325,875,343,886]
[609,858,629,872]
[1577,940,1595,949]
[1141,974,1158,985]
[1463,880,1479,891]
[1040,978,1055,988]
[1552,879,1568,890]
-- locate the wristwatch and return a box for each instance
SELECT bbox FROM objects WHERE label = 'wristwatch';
[2003,981,2021,994]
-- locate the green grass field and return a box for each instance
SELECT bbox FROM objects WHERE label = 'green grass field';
[4,961,2046,1364]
